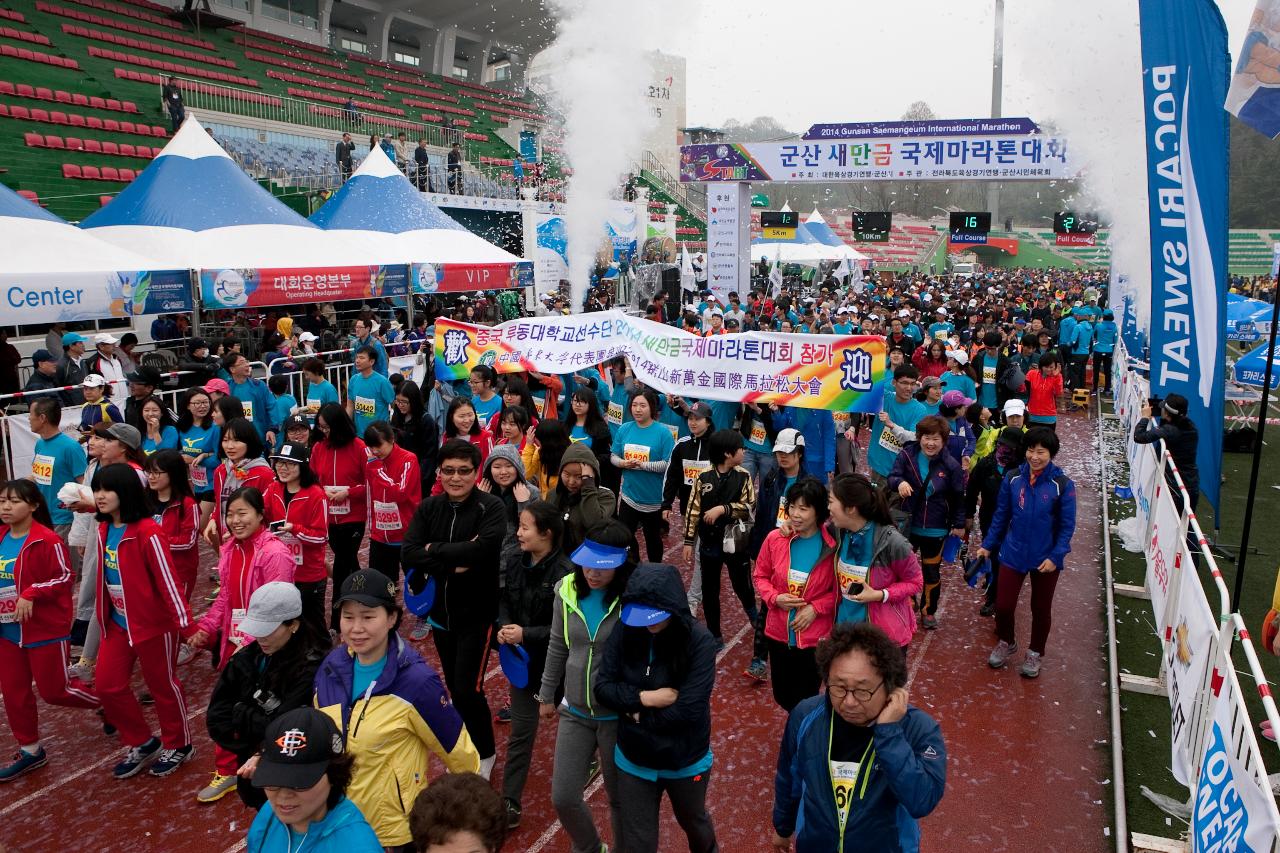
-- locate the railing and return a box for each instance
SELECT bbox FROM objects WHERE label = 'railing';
[177,76,467,152]
[638,150,704,222]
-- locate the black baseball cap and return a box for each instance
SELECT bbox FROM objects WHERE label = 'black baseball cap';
[336,569,397,608]
[252,707,343,790]
[126,367,161,386]
[282,414,311,433]
[270,441,310,464]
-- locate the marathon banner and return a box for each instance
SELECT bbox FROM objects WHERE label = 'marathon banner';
[433,311,888,412]
[1162,535,1217,787]
[0,268,191,326]
[679,135,1074,183]
[199,265,409,310]
[1137,0,1230,510]
[411,261,533,295]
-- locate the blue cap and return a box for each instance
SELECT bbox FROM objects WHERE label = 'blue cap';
[498,643,530,689]
[621,603,672,627]
[61,332,87,345]
[571,539,628,570]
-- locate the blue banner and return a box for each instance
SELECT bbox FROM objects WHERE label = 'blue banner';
[1138,0,1230,510]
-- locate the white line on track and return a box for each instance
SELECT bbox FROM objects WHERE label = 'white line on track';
[522,620,752,853]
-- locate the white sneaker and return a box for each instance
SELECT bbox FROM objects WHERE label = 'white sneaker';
[68,659,95,683]
[176,645,197,666]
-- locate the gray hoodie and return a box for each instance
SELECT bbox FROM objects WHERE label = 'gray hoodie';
[483,443,540,567]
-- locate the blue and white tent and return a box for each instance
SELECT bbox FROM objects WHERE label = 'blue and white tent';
[309,146,522,266]
[0,182,159,274]
[1226,293,1273,342]
[80,116,380,269]
[1232,339,1280,389]
[804,209,867,263]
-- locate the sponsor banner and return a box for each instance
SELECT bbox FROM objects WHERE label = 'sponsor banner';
[1274,243,1280,278]
[433,311,887,413]
[8,408,86,490]
[1193,664,1280,849]
[680,136,1073,183]
[1225,1,1280,140]
[1056,233,1097,247]
[1164,538,1217,786]
[0,269,191,325]
[706,183,750,301]
[411,262,533,295]
[803,116,1041,140]
[1137,0,1230,509]
[200,265,408,310]
[1145,471,1184,626]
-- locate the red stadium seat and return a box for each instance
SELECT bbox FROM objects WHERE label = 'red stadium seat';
[101,141,119,155]
[68,113,86,127]
[16,190,38,204]
[34,87,52,100]
[119,142,134,156]
[14,83,33,97]
[61,163,82,178]
[83,139,102,153]
[81,165,101,180]
[135,145,150,157]
[45,135,64,148]
[54,90,71,103]
[122,101,137,113]
[152,125,165,136]
[119,168,134,181]
[99,195,113,207]
[29,108,49,122]
[71,93,88,106]
[23,132,44,147]
[65,136,83,150]
[101,166,119,181]
[134,124,151,136]
[49,111,67,124]
[105,98,120,110]
[0,104,10,116]
[119,121,134,133]
[88,96,105,109]
[102,119,119,132]
[0,81,12,95]
[85,116,103,129]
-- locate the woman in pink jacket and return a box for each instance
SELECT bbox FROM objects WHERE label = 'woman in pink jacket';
[827,473,923,651]
[183,485,294,804]
[751,477,839,712]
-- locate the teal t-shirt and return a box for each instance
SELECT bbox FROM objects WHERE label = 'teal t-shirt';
[836,525,874,625]
[32,432,86,526]
[142,425,179,456]
[579,587,609,638]
[940,371,977,401]
[352,652,387,700]
[303,380,340,419]
[787,531,823,645]
[180,423,220,493]
[471,393,502,425]
[0,531,26,643]
[979,354,1000,409]
[868,386,927,477]
[103,523,127,630]
[569,425,593,447]
[348,371,395,437]
[611,421,675,508]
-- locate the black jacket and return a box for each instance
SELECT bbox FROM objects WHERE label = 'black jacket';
[177,353,220,388]
[55,356,88,404]
[965,452,1010,534]
[1133,416,1200,499]
[401,488,507,631]
[206,639,324,807]
[661,432,710,512]
[335,139,354,167]
[738,404,780,447]
[393,411,440,496]
[594,562,718,772]
[499,548,573,688]
[751,466,794,553]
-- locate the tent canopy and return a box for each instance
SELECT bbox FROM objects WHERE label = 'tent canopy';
[803,208,848,248]
[81,116,381,269]
[309,147,523,265]
[0,182,162,274]
[1232,340,1280,389]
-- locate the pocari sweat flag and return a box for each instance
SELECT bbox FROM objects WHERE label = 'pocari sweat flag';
[1225,0,1280,139]
[1138,0,1230,510]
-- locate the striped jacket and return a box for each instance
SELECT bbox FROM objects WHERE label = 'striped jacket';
[94,518,190,645]
[2,522,75,647]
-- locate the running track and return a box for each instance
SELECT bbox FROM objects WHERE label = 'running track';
[0,411,1108,852]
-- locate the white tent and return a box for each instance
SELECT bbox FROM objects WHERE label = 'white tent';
[81,116,384,268]
[0,184,161,274]
[803,209,870,263]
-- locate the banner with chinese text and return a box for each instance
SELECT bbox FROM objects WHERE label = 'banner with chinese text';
[434,311,887,412]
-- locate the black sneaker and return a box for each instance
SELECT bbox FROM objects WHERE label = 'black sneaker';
[979,601,996,617]
[0,748,47,782]
[112,737,161,779]
[494,705,511,724]
[148,744,194,777]
[504,797,522,829]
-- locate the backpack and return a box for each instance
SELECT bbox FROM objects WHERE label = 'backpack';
[1000,360,1026,393]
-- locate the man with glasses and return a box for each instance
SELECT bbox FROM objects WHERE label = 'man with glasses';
[770,622,946,853]
[402,439,508,782]
[867,365,927,487]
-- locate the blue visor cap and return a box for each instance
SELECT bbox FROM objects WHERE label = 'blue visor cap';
[571,539,629,570]
[621,603,672,627]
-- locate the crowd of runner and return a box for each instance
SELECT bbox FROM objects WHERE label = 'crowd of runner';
[0,265,1104,852]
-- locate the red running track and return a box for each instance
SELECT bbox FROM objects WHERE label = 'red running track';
[0,410,1109,852]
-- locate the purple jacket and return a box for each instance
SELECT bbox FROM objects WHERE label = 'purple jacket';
[887,443,966,534]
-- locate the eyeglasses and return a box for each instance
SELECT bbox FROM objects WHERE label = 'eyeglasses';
[827,679,884,705]
[439,466,476,478]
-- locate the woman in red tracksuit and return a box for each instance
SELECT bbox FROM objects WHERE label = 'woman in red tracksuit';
[205,417,274,546]
[363,420,422,584]
[92,462,194,781]
[310,403,367,630]
[0,479,99,782]
[184,485,294,803]
[263,442,329,635]
[144,450,200,602]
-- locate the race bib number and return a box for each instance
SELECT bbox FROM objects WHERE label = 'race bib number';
[279,532,303,565]
[933,329,948,341]
[241,400,253,420]
[833,412,851,431]
[831,759,861,834]
[877,426,903,454]
[531,393,547,418]
[623,443,649,465]
[837,558,869,600]
[230,607,248,646]
[31,454,54,486]
[0,586,16,624]
[329,496,350,516]
[665,423,679,443]
[786,566,809,597]
[749,420,767,446]
[354,396,376,419]
[373,500,402,532]
[189,462,209,490]
[306,398,322,414]
[776,497,789,527]
[983,365,997,385]
[107,582,127,619]
[606,401,623,427]
[683,459,711,487]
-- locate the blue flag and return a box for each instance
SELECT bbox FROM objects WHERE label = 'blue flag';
[1226,2,1280,139]
[1138,0,1230,510]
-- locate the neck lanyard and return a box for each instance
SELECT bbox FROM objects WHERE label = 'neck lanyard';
[287,830,308,853]
[828,711,876,852]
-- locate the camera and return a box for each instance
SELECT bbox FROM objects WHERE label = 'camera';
[1147,395,1163,412]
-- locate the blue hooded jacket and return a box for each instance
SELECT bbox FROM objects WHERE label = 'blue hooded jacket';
[776,406,835,481]
[981,460,1076,573]
[247,796,382,853]
[773,696,946,852]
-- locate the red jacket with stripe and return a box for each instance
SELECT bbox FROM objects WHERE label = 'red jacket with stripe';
[263,481,329,583]
[154,496,200,583]
[3,522,75,647]
[95,518,191,645]
[309,438,368,525]
[365,445,422,545]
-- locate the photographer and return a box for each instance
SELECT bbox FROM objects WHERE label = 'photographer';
[1133,392,1199,513]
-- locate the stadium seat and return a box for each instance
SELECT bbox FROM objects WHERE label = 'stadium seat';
[122,101,138,113]
[23,132,44,147]
[105,98,120,111]
[15,83,33,97]
[0,104,10,116]
[65,136,83,150]
[119,143,134,156]
[89,96,105,109]
[81,165,100,180]
[30,108,49,122]
[86,116,103,129]
[83,138,101,152]
[34,87,52,100]
[152,125,165,136]
[68,113,85,127]
[99,195,112,207]
[119,121,135,133]
[119,168,134,181]
[0,81,11,95]
[45,135,64,148]
[101,141,118,155]
[9,105,27,119]
[100,166,119,181]
[49,111,67,124]
[62,163,82,179]
[54,90,71,103]
[102,119,119,132]
[71,93,88,106]
[135,124,151,136]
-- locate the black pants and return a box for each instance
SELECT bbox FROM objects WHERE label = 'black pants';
[1070,354,1090,391]
[618,767,717,853]
[910,533,945,617]
[619,502,665,563]
[328,522,365,629]
[295,580,328,637]
[1093,351,1114,392]
[433,622,496,759]
[368,540,402,585]
[168,106,184,132]
[767,639,820,713]
[448,169,462,194]
[698,544,756,642]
